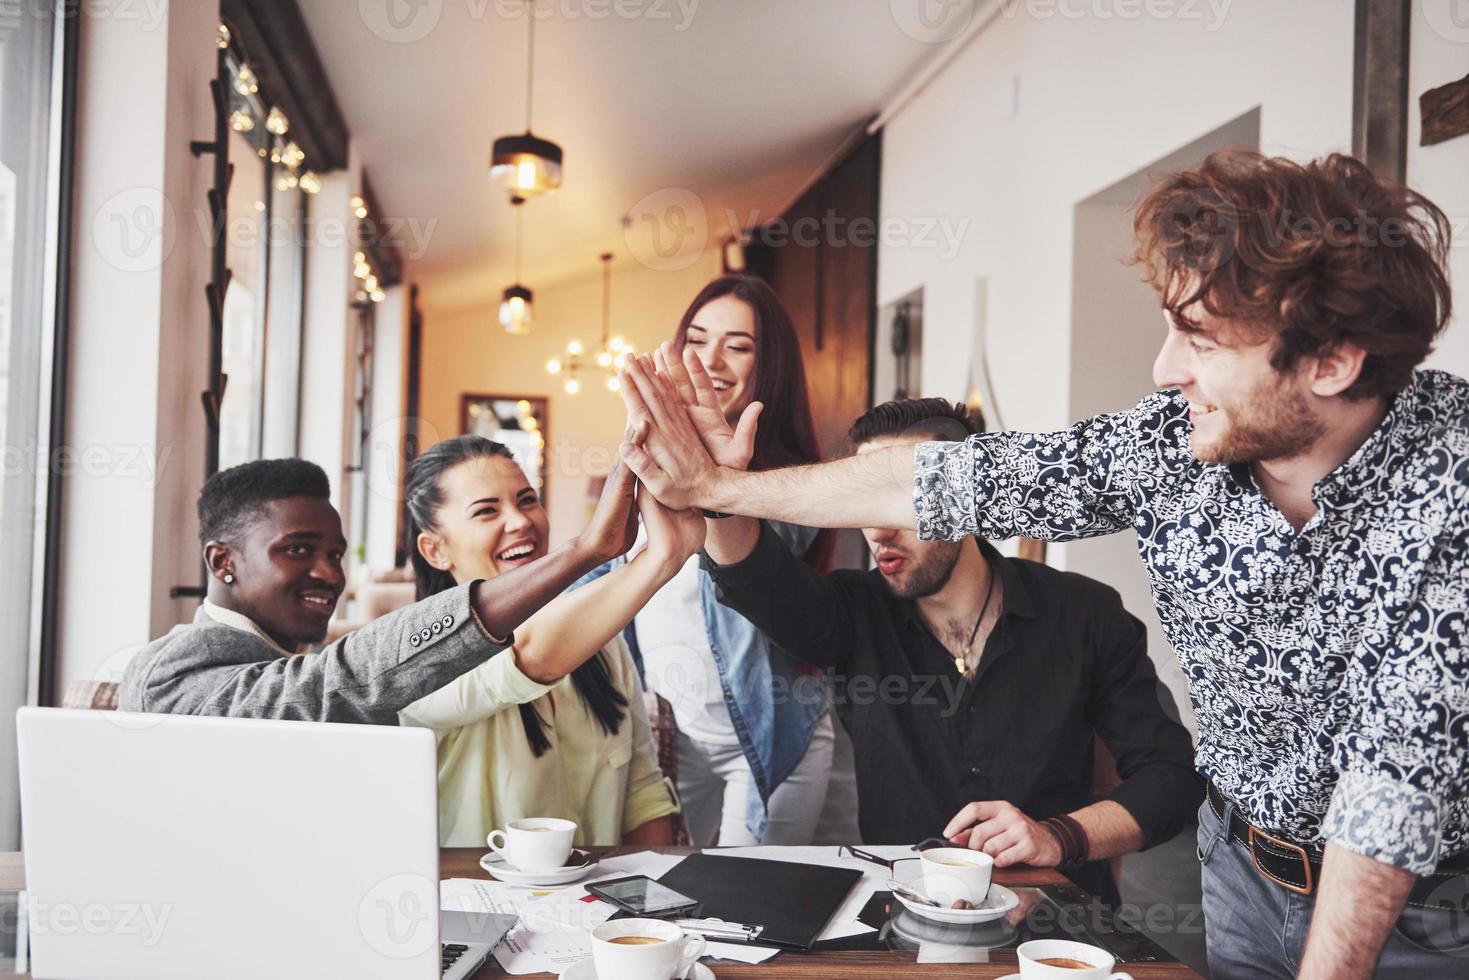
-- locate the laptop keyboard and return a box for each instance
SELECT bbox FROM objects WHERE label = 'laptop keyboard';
[441,941,492,979]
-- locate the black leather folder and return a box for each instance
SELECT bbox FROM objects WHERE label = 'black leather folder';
[656,853,863,951]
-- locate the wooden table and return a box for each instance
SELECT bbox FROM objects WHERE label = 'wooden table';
[0,849,1202,978]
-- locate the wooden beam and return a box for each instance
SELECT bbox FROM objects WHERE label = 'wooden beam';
[221,0,350,171]
[1352,0,1410,180]
[1421,72,1469,146]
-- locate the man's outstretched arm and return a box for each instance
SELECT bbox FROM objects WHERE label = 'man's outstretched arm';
[619,353,917,530]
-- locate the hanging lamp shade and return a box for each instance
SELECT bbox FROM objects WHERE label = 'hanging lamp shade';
[500,284,534,335]
[490,133,563,196]
[490,1,563,198]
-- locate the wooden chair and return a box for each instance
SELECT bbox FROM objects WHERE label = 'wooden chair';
[645,692,692,846]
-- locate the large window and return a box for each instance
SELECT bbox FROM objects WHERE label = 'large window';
[218,53,306,469]
[0,2,66,848]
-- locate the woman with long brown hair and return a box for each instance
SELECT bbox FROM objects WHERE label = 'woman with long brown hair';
[577,274,834,845]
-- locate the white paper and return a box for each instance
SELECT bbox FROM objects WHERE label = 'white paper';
[703,940,782,963]
[441,877,613,975]
[440,852,715,976]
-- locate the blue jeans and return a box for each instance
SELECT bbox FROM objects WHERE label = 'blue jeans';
[1197,802,1469,978]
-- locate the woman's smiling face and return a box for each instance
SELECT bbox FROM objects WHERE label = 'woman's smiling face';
[683,293,758,422]
[428,454,550,582]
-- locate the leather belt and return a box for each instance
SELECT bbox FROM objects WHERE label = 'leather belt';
[1206,781,1469,910]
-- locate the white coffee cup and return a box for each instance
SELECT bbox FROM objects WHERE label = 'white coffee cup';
[1018,939,1135,979]
[486,817,576,872]
[917,846,994,906]
[590,917,705,980]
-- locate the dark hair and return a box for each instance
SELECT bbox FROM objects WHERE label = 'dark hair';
[848,398,984,447]
[1133,149,1452,400]
[198,458,331,547]
[405,435,626,757]
[673,274,833,571]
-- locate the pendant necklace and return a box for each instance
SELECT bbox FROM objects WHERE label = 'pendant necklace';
[955,560,997,678]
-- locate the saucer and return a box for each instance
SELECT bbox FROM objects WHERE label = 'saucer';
[479,848,598,886]
[561,957,714,979]
[891,883,1019,925]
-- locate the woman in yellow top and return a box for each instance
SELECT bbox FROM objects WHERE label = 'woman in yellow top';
[399,435,702,847]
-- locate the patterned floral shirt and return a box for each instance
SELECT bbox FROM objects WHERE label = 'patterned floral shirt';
[913,370,1469,876]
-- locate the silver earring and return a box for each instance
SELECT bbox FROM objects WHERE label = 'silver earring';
[223,573,235,584]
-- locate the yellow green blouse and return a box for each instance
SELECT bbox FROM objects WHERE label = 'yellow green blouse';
[398,634,680,847]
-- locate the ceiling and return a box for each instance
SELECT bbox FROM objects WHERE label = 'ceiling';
[298,0,955,312]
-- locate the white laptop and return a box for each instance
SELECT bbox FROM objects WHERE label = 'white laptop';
[16,707,515,980]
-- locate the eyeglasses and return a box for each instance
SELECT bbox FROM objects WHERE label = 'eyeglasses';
[837,838,951,871]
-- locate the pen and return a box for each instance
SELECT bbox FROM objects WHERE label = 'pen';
[672,917,763,941]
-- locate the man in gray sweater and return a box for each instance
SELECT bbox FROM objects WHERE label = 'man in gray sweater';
[120,457,639,724]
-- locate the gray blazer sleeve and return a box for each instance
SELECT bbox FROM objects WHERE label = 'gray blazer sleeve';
[122,584,512,725]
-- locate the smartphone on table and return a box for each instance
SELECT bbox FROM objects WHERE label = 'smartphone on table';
[586,875,700,918]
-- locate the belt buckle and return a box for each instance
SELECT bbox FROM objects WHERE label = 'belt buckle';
[1247,825,1314,896]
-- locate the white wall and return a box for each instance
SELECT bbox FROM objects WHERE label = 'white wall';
[420,254,719,548]
[880,1,1359,439]
[58,0,215,688]
[1409,2,1469,377]
[878,0,1468,727]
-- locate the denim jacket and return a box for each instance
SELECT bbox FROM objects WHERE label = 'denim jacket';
[572,519,830,840]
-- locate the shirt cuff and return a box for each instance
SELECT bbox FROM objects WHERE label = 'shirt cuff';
[489,647,558,704]
[913,439,979,542]
[1320,769,1444,874]
[466,583,513,646]
[621,775,682,837]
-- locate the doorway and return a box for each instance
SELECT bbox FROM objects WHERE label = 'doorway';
[1067,106,1261,976]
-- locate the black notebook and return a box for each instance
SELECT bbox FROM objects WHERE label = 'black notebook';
[655,853,863,951]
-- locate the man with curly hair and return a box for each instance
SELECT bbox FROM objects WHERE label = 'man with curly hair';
[621,150,1468,978]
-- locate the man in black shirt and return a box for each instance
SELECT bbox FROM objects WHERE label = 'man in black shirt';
[700,397,1202,903]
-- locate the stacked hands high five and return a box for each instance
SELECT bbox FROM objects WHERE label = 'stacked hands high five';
[618,342,764,507]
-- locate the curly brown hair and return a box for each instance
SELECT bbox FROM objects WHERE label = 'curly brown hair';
[1132,149,1452,400]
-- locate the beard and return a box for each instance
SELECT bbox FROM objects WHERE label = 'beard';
[881,542,964,600]
[1191,376,1326,465]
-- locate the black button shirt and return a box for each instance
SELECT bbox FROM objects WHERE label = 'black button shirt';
[704,524,1203,900]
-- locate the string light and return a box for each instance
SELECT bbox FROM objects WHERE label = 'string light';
[298,171,321,195]
[234,64,259,95]
[549,253,635,394]
[229,110,255,133]
[265,106,289,136]
[217,23,231,49]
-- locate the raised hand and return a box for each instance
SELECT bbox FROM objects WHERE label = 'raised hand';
[653,341,762,472]
[637,484,706,568]
[577,451,641,564]
[618,354,719,511]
